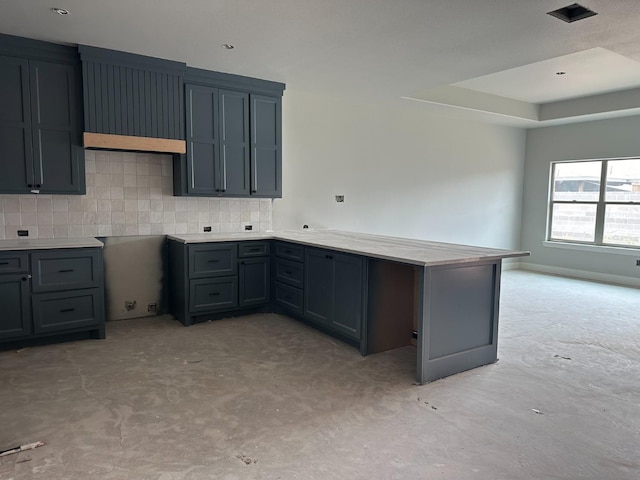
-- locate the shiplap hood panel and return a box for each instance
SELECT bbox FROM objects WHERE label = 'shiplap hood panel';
[78,45,186,154]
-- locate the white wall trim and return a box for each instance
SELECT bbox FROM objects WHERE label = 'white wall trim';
[542,241,640,257]
[519,262,640,288]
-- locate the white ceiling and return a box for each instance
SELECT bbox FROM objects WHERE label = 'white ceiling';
[2,0,640,127]
[453,48,640,104]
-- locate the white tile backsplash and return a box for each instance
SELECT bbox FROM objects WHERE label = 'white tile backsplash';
[0,150,272,239]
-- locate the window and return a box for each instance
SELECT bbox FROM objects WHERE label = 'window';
[549,159,640,247]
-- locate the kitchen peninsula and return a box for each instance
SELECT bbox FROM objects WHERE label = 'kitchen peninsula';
[169,230,529,384]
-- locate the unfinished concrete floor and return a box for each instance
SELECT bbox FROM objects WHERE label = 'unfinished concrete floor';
[0,270,638,479]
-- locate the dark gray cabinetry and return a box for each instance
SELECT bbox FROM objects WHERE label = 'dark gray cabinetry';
[78,45,185,140]
[238,241,270,308]
[174,68,284,198]
[169,240,270,325]
[273,242,305,316]
[250,95,281,197]
[0,247,105,346]
[182,85,249,195]
[189,277,238,312]
[0,35,85,195]
[304,247,365,340]
[0,252,32,340]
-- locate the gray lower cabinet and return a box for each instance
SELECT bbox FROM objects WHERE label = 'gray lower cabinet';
[273,242,366,343]
[170,239,366,346]
[169,240,270,325]
[0,247,105,346]
[0,274,31,340]
[304,247,366,341]
[239,257,270,307]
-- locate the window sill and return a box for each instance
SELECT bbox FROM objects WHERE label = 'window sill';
[542,241,640,257]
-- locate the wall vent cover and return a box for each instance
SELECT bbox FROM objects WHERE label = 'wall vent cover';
[547,3,598,23]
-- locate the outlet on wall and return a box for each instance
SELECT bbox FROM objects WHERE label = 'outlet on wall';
[636,259,640,266]
[335,195,344,203]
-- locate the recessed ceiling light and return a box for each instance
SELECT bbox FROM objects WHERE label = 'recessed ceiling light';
[51,7,70,15]
[556,71,567,75]
[547,3,597,23]
[221,44,235,50]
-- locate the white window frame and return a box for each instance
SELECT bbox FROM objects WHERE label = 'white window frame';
[547,158,640,248]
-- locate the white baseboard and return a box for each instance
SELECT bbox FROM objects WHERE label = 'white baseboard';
[518,262,640,288]
[501,259,521,271]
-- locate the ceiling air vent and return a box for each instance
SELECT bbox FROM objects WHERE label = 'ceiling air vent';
[547,3,598,23]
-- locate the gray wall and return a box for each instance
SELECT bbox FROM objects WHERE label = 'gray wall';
[521,115,640,286]
[274,90,527,250]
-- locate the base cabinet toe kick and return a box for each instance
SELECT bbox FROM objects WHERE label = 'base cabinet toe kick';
[169,236,516,384]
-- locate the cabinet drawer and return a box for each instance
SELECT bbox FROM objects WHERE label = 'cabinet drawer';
[238,241,270,258]
[189,244,237,279]
[275,282,303,316]
[274,242,304,262]
[0,252,29,274]
[189,277,238,312]
[274,258,304,288]
[32,249,102,293]
[32,289,103,335]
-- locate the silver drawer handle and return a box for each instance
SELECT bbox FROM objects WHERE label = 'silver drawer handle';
[59,269,75,273]
[60,308,76,313]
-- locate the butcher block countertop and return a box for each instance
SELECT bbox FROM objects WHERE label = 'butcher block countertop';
[168,230,529,267]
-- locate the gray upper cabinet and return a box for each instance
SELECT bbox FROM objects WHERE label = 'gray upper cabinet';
[183,85,250,195]
[0,55,32,194]
[0,35,85,195]
[174,68,284,198]
[251,95,282,197]
[185,84,219,195]
[220,89,250,196]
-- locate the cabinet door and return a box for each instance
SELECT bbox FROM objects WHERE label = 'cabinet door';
[239,257,270,307]
[185,84,220,195]
[219,89,250,195]
[332,253,364,340]
[0,55,33,193]
[0,274,31,340]
[304,248,333,326]
[29,61,84,194]
[250,95,281,197]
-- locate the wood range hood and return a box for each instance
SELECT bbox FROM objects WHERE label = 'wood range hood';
[83,132,186,154]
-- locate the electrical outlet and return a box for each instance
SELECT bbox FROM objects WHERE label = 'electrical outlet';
[636,259,640,267]
[335,195,344,203]
[244,224,253,231]
[203,226,212,232]
[147,303,158,313]
[125,300,137,311]
[17,230,28,237]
